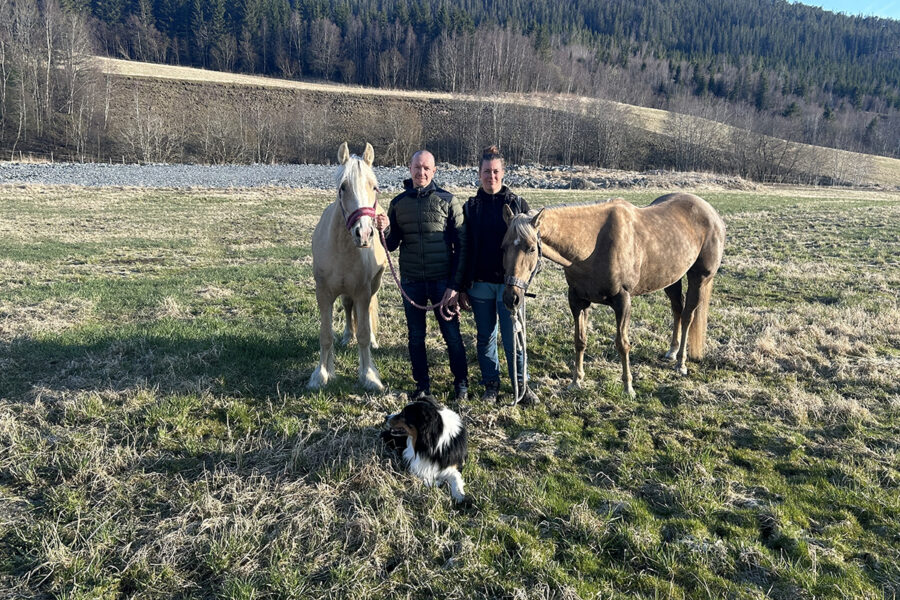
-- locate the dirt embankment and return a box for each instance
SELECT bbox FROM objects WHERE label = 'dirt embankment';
[95,57,900,188]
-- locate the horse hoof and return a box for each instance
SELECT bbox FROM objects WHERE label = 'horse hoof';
[664,350,677,362]
[370,338,379,350]
[625,386,636,397]
[677,365,688,376]
[364,380,384,392]
[361,370,384,392]
[308,367,330,389]
[567,380,583,391]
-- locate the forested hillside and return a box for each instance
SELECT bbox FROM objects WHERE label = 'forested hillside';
[1,0,898,168]
[80,0,900,158]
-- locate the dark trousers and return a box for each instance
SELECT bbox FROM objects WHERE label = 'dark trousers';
[401,279,468,391]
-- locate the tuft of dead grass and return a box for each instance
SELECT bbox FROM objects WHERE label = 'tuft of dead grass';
[0,298,96,341]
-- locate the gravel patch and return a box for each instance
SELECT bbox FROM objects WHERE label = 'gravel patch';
[0,161,756,191]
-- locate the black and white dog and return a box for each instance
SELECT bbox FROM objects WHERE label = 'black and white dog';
[382,396,468,503]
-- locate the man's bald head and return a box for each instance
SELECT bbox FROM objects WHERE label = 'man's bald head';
[409,150,436,189]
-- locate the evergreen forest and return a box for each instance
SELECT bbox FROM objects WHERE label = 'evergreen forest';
[2,0,899,165]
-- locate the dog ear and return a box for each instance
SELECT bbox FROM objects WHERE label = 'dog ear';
[418,417,440,454]
[408,402,440,454]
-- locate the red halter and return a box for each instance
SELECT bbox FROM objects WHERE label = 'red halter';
[340,189,378,230]
[344,201,378,230]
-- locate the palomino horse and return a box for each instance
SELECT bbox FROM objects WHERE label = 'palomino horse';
[309,142,386,391]
[502,193,725,396]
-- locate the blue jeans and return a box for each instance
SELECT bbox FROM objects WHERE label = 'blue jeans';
[401,279,468,391]
[469,281,526,386]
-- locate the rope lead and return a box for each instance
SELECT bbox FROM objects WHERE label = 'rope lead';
[510,299,528,406]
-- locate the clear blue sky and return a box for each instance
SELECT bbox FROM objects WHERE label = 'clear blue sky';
[793,0,900,20]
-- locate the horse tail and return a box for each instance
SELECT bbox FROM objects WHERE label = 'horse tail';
[688,276,714,359]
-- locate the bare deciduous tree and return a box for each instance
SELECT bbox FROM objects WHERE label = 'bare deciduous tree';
[120,88,183,162]
[382,103,422,166]
[307,18,340,80]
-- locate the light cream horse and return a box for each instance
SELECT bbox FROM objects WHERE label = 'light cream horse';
[309,142,386,391]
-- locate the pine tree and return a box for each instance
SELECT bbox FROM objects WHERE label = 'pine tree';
[191,0,209,65]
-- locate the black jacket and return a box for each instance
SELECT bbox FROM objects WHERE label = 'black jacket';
[383,179,468,289]
[462,186,529,289]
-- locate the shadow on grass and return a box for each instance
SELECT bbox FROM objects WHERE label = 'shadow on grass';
[0,327,407,402]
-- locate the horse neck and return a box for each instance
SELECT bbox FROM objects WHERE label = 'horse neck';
[538,205,609,268]
[327,197,356,249]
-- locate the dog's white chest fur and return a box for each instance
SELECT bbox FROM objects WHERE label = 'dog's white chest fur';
[401,408,466,502]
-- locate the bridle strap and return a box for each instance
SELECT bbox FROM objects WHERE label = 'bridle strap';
[345,205,377,229]
[506,230,543,292]
[504,275,531,290]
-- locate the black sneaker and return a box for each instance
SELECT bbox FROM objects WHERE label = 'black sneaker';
[517,384,539,406]
[454,382,469,403]
[481,380,500,402]
[411,385,430,400]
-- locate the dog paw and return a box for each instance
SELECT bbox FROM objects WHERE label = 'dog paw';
[454,495,475,510]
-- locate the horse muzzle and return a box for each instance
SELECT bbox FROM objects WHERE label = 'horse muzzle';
[352,221,375,248]
[503,284,523,310]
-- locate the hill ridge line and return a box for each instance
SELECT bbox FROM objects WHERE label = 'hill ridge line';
[93,56,900,186]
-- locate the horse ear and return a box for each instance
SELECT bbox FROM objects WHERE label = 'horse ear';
[503,204,515,225]
[363,143,375,166]
[338,142,350,165]
[532,208,546,229]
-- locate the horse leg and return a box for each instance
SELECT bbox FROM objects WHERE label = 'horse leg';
[663,279,684,361]
[369,265,384,350]
[675,273,704,375]
[369,293,380,350]
[568,288,591,389]
[611,292,635,397]
[340,294,356,346]
[308,288,336,389]
[354,294,384,391]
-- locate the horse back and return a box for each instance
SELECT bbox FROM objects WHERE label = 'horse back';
[631,193,725,293]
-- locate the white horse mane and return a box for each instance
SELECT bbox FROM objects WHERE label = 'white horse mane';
[335,155,378,205]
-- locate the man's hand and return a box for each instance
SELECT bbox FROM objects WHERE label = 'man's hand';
[439,288,460,321]
[374,214,389,231]
[458,291,471,311]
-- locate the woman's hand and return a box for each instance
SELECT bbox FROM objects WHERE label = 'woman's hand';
[458,291,471,311]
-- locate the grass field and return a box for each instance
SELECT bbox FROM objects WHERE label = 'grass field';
[0,184,898,599]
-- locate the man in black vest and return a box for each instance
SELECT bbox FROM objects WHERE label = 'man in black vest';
[375,150,469,402]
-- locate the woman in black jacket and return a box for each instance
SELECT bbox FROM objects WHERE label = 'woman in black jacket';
[459,146,538,405]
